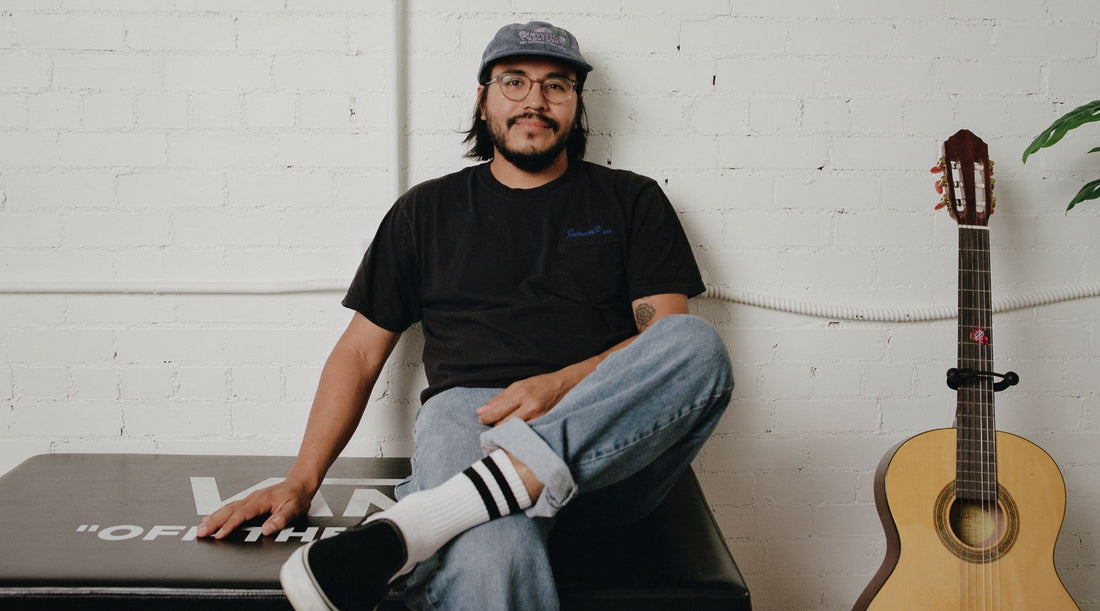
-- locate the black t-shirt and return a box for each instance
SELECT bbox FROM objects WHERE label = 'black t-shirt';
[343,160,704,403]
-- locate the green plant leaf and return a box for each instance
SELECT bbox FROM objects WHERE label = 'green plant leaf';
[1022,100,1100,163]
[1090,146,1100,154]
[1066,177,1100,211]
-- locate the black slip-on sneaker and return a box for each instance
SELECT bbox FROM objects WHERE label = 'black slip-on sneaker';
[280,518,407,611]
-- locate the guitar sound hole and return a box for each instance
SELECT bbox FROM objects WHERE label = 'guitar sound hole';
[949,499,1003,548]
[935,483,1019,563]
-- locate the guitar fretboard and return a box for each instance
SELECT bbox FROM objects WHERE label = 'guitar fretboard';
[956,225,998,503]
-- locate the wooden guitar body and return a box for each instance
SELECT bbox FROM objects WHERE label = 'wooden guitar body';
[856,428,1076,610]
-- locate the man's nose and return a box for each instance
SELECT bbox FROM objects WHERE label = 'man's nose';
[522,82,549,108]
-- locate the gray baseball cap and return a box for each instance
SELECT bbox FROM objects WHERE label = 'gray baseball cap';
[478,21,593,86]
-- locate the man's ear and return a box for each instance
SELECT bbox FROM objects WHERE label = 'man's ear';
[477,85,486,120]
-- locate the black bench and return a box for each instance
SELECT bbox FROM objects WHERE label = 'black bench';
[0,454,750,610]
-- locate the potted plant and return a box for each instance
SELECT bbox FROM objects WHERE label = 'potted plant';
[1022,100,1100,211]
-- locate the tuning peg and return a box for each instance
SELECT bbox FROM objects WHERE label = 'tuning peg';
[932,163,946,196]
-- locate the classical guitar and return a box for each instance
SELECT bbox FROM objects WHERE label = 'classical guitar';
[854,130,1077,610]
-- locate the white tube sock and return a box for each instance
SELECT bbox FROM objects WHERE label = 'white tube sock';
[367,449,533,575]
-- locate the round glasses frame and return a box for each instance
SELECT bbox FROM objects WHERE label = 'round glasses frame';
[483,72,578,105]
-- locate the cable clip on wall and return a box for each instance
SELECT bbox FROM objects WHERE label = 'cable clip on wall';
[945,368,1020,393]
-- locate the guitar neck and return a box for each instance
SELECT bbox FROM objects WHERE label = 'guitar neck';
[955,225,997,502]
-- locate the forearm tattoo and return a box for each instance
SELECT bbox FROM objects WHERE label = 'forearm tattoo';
[634,301,657,331]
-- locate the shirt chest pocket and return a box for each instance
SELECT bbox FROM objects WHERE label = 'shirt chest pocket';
[553,234,625,304]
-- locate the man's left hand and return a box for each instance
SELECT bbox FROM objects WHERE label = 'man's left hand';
[476,370,577,425]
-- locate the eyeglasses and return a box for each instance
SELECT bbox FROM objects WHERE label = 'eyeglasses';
[484,72,577,105]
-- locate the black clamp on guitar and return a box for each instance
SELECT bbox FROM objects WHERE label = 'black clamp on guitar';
[946,368,1020,392]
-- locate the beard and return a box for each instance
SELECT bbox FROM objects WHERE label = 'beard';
[486,111,573,173]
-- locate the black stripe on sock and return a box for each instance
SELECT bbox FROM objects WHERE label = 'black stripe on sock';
[482,456,521,515]
[463,466,501,520]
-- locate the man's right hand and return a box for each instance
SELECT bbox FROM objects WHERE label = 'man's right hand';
[196,314,401,540]
[196,479,314,540]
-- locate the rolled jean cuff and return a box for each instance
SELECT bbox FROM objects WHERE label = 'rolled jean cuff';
[479,417,576,518]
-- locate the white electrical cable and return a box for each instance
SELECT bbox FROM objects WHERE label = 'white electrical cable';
[0,282,346,296]
[702,283,1100,322]
[2,282,1099,323]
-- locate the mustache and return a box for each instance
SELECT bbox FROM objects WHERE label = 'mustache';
[507,112,560,131]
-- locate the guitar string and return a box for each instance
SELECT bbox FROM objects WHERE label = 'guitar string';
[983,221,1000,609]
[978,173,987,609]
[974,228,986,610]
[989,235,997,610]
[973,227,984,610]
[987,226,1000,610]
[960,226,970,609]
[980,227,993,610]
[962,226,970,609]
[975,226,992,610]
[963,226,974,609]
[974,225,998,609]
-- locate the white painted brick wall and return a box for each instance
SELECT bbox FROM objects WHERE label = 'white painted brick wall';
[1,3,1098,609]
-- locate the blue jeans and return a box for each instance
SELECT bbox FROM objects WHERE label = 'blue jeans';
[395,314,733,610]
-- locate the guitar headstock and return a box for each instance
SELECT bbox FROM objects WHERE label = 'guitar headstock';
[934,129,996,226]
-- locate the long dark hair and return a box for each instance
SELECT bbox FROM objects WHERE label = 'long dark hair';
[462,86,589,162]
